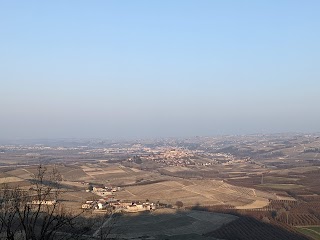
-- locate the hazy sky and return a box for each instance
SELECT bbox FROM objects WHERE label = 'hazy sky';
[1,1,319,139]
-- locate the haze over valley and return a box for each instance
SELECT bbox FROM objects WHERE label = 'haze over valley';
[1,1,320,239]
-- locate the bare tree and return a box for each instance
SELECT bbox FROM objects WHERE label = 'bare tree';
[0,164,80,240]
[175,201,184,209]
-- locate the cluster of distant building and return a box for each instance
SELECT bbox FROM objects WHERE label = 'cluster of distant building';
[127,148,242,167]
[82,198,156,213]
[128,148,196,167]
[82,184,156,213]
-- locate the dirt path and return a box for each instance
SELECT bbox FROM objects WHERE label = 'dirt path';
[252,189,257,197]
[22,168,33,175]
[235,199,269,209]
[124,189,136,197]
[93,214,114,237]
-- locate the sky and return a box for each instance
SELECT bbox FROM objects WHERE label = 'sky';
[0,0,320,139]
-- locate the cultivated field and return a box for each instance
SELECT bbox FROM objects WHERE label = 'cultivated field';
[116,179,275,208]
[0,176,24,184]
[107,209,238,239]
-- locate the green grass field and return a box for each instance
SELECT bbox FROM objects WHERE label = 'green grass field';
[307,227,320,232]
[256,183,303,190]
[296,226,320,240]
[263,176,299,182]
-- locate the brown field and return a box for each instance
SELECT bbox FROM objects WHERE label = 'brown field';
[0,162,283,211]
[60,190,98,210]
[116,179,275,208]
[0,176,24,184]
[163,166,193,172]
[4,169,33,179]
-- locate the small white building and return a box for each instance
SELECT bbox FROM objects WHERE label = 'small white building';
[97,202,104,209]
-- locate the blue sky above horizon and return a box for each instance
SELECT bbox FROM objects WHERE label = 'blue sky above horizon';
[0,1,320,139]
